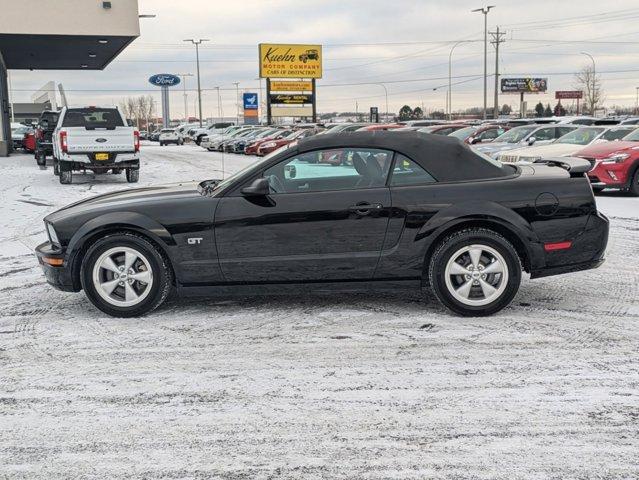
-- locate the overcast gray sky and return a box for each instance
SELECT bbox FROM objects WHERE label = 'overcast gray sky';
[9,0,639,117]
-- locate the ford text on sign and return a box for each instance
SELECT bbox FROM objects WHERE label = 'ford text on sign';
[259,44,322,79]
[148,74,181,87]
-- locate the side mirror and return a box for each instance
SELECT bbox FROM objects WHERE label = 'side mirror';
[241,177,271,196]
[527,136,536,145]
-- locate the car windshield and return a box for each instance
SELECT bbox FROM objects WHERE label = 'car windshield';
[448,126,477,140]
[492,125,537,143]
[599,128,635,141]
[204,143,296,193]
[161,129,174,133]
[621,128,639,141]
[556,127,605,145]
[62,108,124,129]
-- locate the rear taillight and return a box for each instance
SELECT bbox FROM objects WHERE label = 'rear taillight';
[134,130,140,153]
[60,131,68,153]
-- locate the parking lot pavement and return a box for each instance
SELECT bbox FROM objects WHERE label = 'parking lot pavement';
[1,144,638,479]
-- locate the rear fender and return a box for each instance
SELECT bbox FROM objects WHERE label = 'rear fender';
[417,201,542,271]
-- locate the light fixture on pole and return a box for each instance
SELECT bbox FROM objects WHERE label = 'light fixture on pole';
[184,38,209,127]
[472,5,495,120]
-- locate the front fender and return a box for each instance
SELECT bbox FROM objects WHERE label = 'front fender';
[65,211,176,263]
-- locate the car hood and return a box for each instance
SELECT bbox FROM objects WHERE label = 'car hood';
[574,140,639,158]
[502,143,584,158]
[46,182,202,223]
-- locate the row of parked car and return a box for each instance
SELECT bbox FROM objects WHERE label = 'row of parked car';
[191,116,639,195]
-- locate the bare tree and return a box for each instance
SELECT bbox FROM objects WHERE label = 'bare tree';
[574,65,604,115]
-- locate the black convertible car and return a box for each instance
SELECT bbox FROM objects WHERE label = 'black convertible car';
[36,131,609,317]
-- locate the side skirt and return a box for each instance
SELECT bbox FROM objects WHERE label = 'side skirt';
[176,278,422,297]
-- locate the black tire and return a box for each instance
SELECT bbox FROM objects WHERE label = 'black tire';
[592,186,604,194]
[35,151,46,167]
[126,168,139,183]
[59,169,72,184]
[629,167,639,196]
[53,159,60,176]
[80,232,173,317]
[428,228,522,317]
[112,168,122,174]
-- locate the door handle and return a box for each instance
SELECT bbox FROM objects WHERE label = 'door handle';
[348,202,384,216]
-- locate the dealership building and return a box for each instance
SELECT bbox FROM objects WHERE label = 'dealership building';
[0,0,140,156]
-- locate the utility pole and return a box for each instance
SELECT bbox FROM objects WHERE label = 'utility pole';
[489,26,506,120]
[214,86,221,121]
[472,6,494,120]
[184,39,209,127]
[636,87,639,115]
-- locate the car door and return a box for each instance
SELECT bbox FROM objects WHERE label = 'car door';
[214,147,393,283]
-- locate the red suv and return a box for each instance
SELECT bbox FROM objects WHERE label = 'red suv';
[575,128,639,195]
[256,129,315,156]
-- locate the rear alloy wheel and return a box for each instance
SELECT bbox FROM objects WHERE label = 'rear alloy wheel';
[126,168,139,183]
[81,233,172,317]
[59,169,72,184]
[429,228,521,316]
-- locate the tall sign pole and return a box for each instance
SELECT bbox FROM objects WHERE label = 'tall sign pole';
[148,74,181,128]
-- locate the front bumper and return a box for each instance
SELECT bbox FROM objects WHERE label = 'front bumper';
[588,160,633,187]
[35,241,79,292]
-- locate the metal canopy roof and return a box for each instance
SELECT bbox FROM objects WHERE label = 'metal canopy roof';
[0,34,135,70]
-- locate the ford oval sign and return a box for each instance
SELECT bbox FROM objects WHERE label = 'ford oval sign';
[148,74,181,87]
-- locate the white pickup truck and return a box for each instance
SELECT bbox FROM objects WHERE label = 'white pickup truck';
[52,106,140,185]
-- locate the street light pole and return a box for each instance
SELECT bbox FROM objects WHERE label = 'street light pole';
[581,51,596,115]
[448,40,474,120]
[176,73,193,123]
[377,83,389,122]
[472,6,494,120]
[233,82,240,124]
[184,39,209,127]
[636,86,639,116]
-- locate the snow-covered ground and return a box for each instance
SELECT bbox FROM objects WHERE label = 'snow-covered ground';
[1,143,638,479]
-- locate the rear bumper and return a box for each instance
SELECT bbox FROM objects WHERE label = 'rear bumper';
[530,211,609,279]
[35,241,79,292]
[61,151,140,165]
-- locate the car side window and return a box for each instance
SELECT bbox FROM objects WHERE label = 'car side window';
[263,148,393,194]
[390,154,436,186]
[557,127,575,137]
[534,128,555,141]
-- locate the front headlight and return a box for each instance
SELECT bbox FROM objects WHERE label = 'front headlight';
[602,152,630,164]
[46,222,60,246]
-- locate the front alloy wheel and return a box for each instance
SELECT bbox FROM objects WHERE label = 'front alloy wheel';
[92,246,154,308]
[81,233,172,317]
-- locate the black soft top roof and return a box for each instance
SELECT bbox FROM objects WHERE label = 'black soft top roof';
[295,131,509,182]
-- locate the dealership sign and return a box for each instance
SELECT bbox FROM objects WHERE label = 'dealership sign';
[269,94,313,105]
[270,80,313,92]
[259,44,322,79]
[243,93,258,109]
[555,90,583,100]
[148,74,181,87]
[501,77,547,93]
